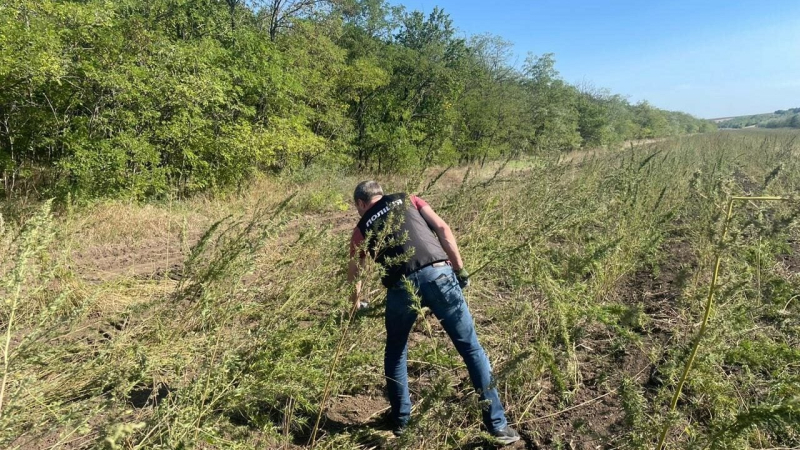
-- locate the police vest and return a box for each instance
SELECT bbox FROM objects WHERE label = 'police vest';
[356,193,449,288]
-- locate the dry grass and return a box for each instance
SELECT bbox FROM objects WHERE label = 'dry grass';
[1,130,799,450]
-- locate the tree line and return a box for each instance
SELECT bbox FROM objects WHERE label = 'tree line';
[716,108,800,130]
[0,0,715,200]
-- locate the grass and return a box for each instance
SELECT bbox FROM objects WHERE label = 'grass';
[1,130,799,449]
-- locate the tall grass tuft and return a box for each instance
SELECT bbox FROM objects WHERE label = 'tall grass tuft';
[0,200,56,417]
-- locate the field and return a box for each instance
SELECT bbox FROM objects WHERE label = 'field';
[1,130,799,449]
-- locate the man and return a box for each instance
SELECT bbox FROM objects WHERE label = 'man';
[347,180,520,445]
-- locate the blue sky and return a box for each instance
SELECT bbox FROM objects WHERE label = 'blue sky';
[390,0,800,118]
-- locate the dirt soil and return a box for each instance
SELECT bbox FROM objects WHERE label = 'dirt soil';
[70,208,357,284]
[64,230,698,450]
[620,237,697,335]
[325,394,389,426]
[518,236,698,449]
[732,169,761,195]
[324,394,529,449]
[59,162,707,449]
[777,237,800,275]
[71,236,193,282]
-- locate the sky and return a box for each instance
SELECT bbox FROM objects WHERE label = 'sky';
[389,0,800,119]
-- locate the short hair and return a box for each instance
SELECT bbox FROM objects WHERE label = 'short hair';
[353,180,383,203]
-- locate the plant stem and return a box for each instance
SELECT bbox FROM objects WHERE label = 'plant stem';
[308,294,362,447]
[0,282,22,418]
[656,195,790,450]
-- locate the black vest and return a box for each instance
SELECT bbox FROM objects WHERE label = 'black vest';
[356,193,449,288]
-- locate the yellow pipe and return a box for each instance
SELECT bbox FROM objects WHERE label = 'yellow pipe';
[731,196,787,201]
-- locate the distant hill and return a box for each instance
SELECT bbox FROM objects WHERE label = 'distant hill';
[714,108,800,129]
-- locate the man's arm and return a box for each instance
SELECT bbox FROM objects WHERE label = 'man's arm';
[418,205,464,271]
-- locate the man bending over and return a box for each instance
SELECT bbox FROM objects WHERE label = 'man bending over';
[347,180,520,445]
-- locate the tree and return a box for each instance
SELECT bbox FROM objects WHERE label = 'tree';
[259,0,333,40]
[632,101,669,138]
[574,82,618,147]
[453,34,525,163]
[350,7,468,171]
[0,0,715,200]
[523,53,581,152]
[338,0,395,40]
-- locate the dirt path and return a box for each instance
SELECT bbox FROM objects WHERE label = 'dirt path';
[67,136,678,284]
[69,205,357,283]
[72,237,189,282]
[558,137,669,165]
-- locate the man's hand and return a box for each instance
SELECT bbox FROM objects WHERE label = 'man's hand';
[455,268,470,290]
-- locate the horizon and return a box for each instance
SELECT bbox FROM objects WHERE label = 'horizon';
[390,0,800,119]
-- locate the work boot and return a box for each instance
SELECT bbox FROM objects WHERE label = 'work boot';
[378,412,407,437]
[492,426,521,445]
[392,422,407,437]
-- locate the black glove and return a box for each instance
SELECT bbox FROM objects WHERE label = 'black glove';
[455,268,470,290]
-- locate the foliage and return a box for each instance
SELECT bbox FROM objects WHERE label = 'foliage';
[1,130,798,449]
[716,108,800,129]
[0,0,713,201]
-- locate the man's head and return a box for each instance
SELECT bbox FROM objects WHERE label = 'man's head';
[353,180,384,216]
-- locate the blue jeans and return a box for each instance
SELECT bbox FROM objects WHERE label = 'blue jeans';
[384,264,508,433]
